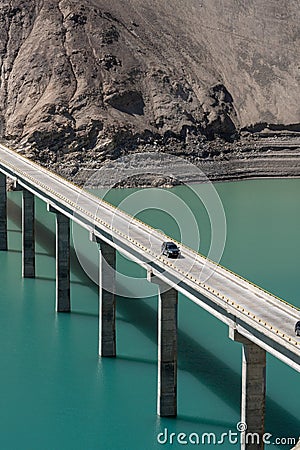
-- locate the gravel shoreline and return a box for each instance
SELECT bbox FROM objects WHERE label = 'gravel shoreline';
[72,148,300,189]
[4,133,300,189]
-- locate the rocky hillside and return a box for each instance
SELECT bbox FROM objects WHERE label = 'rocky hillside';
[0,0,299,180]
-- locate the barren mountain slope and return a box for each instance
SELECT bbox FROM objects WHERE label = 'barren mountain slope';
[0,0,299,178]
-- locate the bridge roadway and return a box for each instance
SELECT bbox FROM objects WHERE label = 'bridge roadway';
[0,143,299,371]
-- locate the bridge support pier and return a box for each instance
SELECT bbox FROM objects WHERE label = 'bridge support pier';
[0,172,7,251]
[148,272,178,417]
[55,212,70,312]
[230,329,266,450]
[91,234,116,357]
[47,205,71,311]
[22,189,35,278]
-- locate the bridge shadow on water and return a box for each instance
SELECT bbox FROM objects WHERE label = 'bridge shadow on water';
[7,199,300,436]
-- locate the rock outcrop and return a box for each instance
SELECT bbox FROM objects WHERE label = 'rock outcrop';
[0,0,299,178]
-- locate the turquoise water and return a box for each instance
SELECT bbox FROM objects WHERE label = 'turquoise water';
[0,179,299,450]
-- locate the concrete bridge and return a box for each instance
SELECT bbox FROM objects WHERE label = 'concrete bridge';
[0,143,299,449]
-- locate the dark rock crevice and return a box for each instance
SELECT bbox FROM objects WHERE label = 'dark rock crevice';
[57,0,78,102]
[242,122,300,134]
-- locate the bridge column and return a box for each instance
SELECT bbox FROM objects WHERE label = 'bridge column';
[91,234,116,357]
[22,189,35,278]
[148,272,178,417]
[0,172,7,251]
[55,212,70,312]
[48,204,71,312]
[230,329,266,450]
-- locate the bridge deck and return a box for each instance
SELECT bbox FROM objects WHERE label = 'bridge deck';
[0,143,299,371]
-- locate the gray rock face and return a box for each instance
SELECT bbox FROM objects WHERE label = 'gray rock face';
[0,0,299,160]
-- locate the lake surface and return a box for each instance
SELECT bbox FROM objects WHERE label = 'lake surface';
[0,179,299,449]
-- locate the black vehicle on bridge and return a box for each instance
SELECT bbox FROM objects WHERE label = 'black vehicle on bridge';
[295,321,300,336]
[161,241,180,259]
